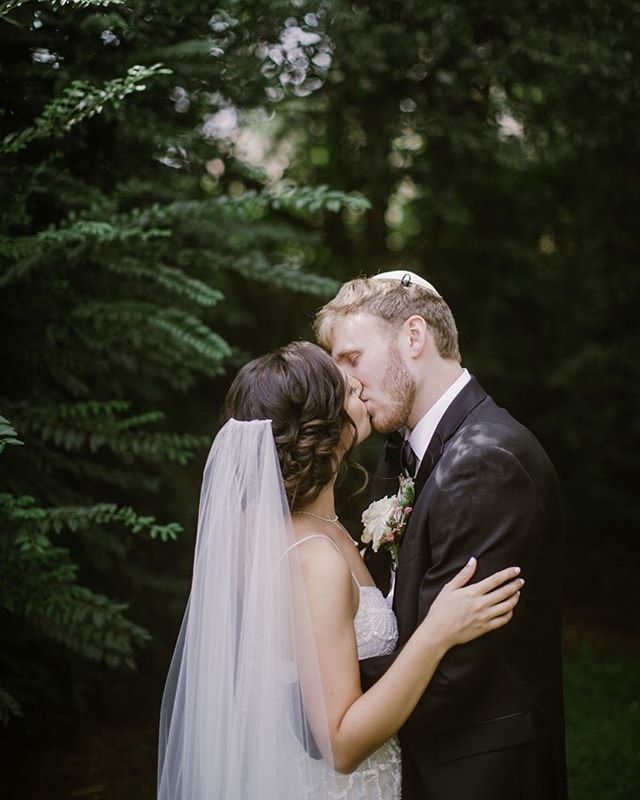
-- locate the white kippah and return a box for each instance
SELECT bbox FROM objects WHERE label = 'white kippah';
[371,270,441,297]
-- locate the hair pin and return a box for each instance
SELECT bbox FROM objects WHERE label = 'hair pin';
[371,270,441,297]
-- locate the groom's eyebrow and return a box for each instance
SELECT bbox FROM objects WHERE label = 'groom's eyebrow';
[333,347,358,362]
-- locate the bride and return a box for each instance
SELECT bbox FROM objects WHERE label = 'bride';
[157,341,523,800]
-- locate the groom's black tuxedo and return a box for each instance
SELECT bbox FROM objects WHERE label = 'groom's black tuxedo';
[360,377,567,800]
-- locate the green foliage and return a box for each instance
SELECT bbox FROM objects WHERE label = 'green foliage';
[1,0,123,15]
[226,252,340,295]
[0,0,365,733]
[0,414,23,455]
[282,0,640,618]
[0,425,176,723]
[0,0,636,790]
[1,65,172,154]
[6,400,208,462]
[565,645,640,799]
[106,261,224,307]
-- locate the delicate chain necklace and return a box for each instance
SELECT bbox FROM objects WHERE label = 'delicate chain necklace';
[293,511,359,547]
[295,510,339,524]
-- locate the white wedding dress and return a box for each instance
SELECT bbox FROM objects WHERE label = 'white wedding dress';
[294,535,402,800]
[159,421,401,800]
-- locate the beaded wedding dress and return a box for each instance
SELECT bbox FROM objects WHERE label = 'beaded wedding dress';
[294,535,402,800]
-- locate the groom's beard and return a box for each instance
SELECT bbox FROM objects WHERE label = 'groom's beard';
[370,343,416,435]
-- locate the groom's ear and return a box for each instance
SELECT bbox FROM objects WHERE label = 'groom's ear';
[403,315,429,359]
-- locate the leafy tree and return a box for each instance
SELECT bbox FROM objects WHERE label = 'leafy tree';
[277,0,640,618]
[0,0,365,728]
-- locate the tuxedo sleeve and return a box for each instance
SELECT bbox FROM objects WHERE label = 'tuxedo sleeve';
[359,442,546,728]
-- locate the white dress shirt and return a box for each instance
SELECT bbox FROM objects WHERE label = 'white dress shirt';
[386,368,471,604]
[407,368,471,473]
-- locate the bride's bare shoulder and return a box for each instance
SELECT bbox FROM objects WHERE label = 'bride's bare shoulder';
[291,535,351,593]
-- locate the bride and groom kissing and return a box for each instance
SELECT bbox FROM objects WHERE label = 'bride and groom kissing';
[158,271,567,800]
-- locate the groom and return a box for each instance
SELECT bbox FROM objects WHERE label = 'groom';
[315,272,567,800]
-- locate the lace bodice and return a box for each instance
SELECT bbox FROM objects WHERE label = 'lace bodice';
[293,535,402,800]
[335,584,401,800]
[354,585,398,660]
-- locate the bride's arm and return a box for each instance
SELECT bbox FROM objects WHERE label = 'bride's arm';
[297,539,521,774]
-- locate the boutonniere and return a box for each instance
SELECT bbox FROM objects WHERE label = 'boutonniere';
[361,476,415,570]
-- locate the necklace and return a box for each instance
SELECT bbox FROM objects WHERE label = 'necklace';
[295,510,339,524]
[294,511,359,547]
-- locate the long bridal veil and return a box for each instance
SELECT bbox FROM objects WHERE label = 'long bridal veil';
[158,419,337,799]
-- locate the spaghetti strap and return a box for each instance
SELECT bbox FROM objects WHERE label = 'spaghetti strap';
[285,534,361,589]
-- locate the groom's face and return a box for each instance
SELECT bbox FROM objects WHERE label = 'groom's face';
[330,313,416,435]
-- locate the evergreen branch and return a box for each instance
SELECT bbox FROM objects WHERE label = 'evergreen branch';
[17,448,162,495]
[19,399,132,421]
[30,585,152,669]
[149,307,231,366]
[266,185,371,216]
[225,252,340,296]
[1,64,172,155]
[0,414,23,456]
[0,491,177,673]
[72,301,232,371]
[0,219,170,273]
[108,186,370,230]
[41,503,182,541]
[0,494,181,543]
[106,260,224,307]
[115,410,165,430]
[1,522,151,669]
[9,401,208,463]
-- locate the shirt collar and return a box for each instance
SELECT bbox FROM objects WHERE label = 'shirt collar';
[407,368,471,463]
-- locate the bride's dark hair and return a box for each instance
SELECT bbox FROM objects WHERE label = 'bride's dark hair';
[222,341,357,511]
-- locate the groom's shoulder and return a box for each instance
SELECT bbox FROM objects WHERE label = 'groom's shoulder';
[468,395,532,441]
[460,396,557,480]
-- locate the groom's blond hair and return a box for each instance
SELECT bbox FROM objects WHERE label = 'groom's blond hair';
[314,277,461,361]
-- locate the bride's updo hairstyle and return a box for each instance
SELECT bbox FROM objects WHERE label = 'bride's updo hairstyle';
[223,341,357,511]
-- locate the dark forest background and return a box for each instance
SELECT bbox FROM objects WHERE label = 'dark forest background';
[1,1,638,798]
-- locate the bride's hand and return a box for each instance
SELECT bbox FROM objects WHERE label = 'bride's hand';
[419,558,523,650]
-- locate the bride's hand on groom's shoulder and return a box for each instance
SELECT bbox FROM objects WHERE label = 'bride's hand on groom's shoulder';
[419,558,524,650]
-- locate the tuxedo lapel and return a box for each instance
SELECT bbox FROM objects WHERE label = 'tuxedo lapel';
[414,377,487,497]
[392,378,488,617]
[371,431,403,500]
[366,433,403,595]
[370,381,486,596]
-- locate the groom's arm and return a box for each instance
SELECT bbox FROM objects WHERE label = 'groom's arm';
[403,442,548,729]
[361,441,550,726]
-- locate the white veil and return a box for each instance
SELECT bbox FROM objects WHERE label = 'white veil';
[158,418,337,799]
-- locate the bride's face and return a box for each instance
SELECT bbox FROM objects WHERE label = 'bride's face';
[344,374,371,445]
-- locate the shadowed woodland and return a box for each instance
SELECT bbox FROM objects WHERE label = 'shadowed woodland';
[0,1,638,797]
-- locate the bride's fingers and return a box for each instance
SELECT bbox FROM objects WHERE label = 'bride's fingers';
[484,592,520,620]
[482,577,524,606]
[447,556,478,589]
[473,566,521,595]
[486,609,515,630]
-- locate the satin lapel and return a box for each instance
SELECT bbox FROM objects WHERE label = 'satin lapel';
[414,376,488,498]
[371,432,402,500]
[367,433,403,595]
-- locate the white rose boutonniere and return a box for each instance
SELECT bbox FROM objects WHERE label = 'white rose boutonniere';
[361,476,415,569]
